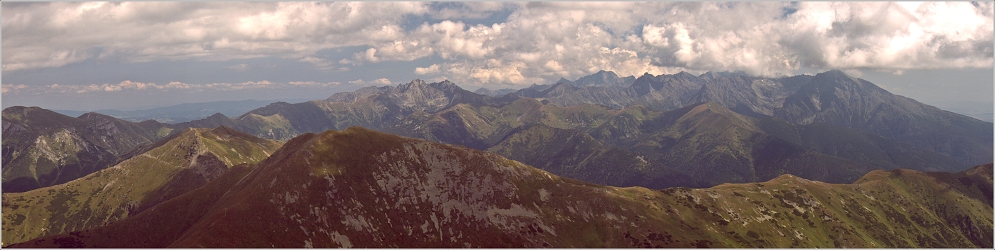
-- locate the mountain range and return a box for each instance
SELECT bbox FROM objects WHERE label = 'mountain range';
[502,70,992,167]
[2,69,991,248]
[2,107,173,192]
[5,128,991,247]
[132,70,988,189]
[4,70,990,192]
[2,126,282,245]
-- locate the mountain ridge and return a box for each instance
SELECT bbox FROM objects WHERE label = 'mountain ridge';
[2,106,173,192]
[1,126,283,245]
[7,128,990,248]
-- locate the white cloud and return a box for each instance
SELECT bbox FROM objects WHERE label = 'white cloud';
[288,81,340,87]
[2,2,429,71]
[843,69,864,78]
[414,64,441,75]
[1,84,29,94]
[298,56,335,70]
[347,78,392,85]
[39,80,200,94]
[3,1,991,87]
[227,63,250,71]
[6,80,332,94]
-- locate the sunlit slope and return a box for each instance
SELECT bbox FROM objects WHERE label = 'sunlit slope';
[1,126,282,246]
[10,128,990,248]
[2,107,172,192]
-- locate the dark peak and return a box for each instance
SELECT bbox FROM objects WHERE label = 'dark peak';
[814,69,865,82]
[593,70,618,77]
[265,102,292,107]
[572,70,628,86]
[555,77,572,84]
[675,71,696,78]
[634,72,657,82]
[550,81,574,88]
[77,111,117,121]
[963,163,992,178]
[2,106,35,114]
[206,112,229,120]
[700,71,750,80]
[429,79,460,90]
[403,79,427,87]
[526,83,550,90]
[824,69,847,76]
[812,69,864,86]
[137,119,163,126]
[545,81,579,94]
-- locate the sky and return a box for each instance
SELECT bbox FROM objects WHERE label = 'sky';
[1,1,993,118]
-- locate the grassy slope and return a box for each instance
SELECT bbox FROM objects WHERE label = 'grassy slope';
[1,127,282,246]
[2,107,174,192]
[10,128,990,248]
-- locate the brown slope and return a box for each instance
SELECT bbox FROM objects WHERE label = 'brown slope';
[8,129,992,248]
[3,164,256,248]
[162,127,745,247]
[1,126,282,246]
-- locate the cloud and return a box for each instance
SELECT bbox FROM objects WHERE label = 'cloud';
[298,56,335,70]
[843,69,864,78]
[414,64,441,75]
[288,81,340,87]
[6,80,298,94]
[347,78,392,85]
[3,1,992,87]
[227,63,250,71]
[2,84,29,94]
[2,2,429,71]
[36,80,198,94]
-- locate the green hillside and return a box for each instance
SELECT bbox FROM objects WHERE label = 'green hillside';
[1,127,282,246]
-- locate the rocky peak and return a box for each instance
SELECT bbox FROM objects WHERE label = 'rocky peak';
[398,79,428,91]
[573,70,628,86]
[429,79,461,92]
[673,71,697,80]
[555,77,573,85]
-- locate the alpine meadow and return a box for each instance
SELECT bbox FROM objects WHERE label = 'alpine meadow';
[2,1,993,248]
